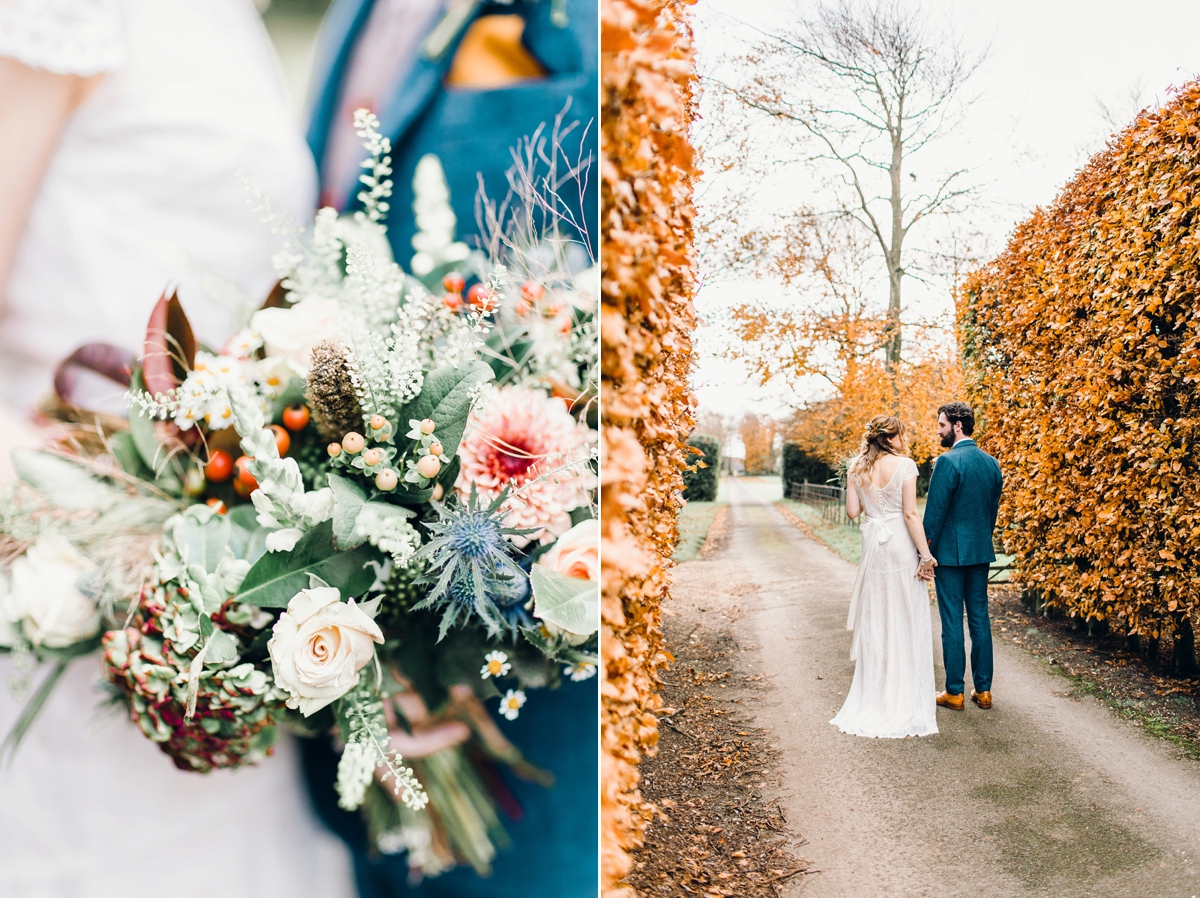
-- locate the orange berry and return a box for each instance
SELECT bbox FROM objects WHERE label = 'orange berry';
[282,403,310,432]
[520,280,544,303]
[363,448,382,466]
[375,469,398,491]
[206,498,228,515]
[443,292,463,312]
[233,456,258,496]
[431,483,444,501]
[429,440,443,457]
[369,415,387,431]
[342,432,365,454]
[204,449,234,483]
[327,442,342,458]
[269,424,290,457]
[442,272,466,294]
[419,418,436,434]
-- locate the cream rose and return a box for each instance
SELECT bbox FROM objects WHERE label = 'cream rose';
[250,298,341,373]
[540,519,599,582]
[267,586,383,716]
[3,531,100,648]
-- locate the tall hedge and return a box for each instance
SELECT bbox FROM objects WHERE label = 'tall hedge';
[959,81,1200,657]
[600,0,698,892]
[682,434,720,500]
[781,442,836,495]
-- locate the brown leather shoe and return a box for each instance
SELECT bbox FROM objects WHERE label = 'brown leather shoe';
[936,691,965,711]
[971,690,992,709]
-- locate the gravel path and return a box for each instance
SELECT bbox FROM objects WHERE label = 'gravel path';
[669,477,1200,897]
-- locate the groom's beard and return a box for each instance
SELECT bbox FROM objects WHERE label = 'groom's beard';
[940,433,955,448]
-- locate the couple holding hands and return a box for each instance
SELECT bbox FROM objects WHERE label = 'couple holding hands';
[832,401,1004,739]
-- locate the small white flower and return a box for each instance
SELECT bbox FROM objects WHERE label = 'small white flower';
[226,329,264,358]
[499,688,526,720]
[564,661,597,682]
[335,741,376,811]
[480,650,511,680]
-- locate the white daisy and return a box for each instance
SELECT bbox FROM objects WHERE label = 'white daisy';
[564,661,597,682]
[480,650,511,680]
[499,689,526,720]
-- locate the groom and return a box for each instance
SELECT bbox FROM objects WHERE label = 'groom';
[923,401,1003,711]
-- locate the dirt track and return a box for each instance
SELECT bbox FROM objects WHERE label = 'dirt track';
[668,477,1200,897]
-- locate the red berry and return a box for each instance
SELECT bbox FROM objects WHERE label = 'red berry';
[204,449,234,483]
[443,292,463,312]
[269,424,291,457]
[442,272,466,294]
[468,283,497,313]
[282,403,310,432]
[206,498,228,515]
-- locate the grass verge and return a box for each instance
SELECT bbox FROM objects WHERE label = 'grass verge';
[674,479,730,563]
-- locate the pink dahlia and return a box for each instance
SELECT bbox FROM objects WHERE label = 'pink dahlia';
[456,387,595,542]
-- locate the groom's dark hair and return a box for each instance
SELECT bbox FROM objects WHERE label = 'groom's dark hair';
[938,401,975,436]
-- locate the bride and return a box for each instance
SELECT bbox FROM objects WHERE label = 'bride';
[0,1,353,894]
[830,415,939,739]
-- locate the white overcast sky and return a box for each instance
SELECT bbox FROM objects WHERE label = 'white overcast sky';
[691,0,1200,422]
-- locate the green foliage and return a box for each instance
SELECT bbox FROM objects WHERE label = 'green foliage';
[530,565,598,637]
[682,434,720,501]
[236,520,379,607]
[781,442,837,495]
[396,361,494,461]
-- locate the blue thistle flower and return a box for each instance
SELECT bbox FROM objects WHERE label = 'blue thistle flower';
[412,487,532,638]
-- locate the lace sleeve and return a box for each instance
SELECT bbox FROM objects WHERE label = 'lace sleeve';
[0,0,126,76]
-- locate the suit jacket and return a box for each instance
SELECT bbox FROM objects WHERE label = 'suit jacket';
[922,438,1003,567]
[306,0,598,262]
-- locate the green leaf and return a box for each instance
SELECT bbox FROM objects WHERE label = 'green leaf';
[398,361,494,460]
[328,472,368,549]
[199,614,215,639]
[177,513,232,575]
[10,450,122,512]
[530,565,598,637]
[127,368,164,472]
[204,628,238,665]
[236,520,377,607]
[109,431,153,480]
[227,506,269,565]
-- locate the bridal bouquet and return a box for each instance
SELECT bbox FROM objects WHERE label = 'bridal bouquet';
[0,110,598,877]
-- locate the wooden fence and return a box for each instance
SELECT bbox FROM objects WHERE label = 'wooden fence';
[787,480,1012,580]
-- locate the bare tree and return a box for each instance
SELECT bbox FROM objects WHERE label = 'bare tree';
[715,0,986,366]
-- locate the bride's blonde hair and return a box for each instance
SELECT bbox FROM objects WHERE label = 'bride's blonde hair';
[847,415,907,483]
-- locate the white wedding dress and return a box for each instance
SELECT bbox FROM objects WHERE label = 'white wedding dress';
[830,457,938,738]
[0,2,355,895]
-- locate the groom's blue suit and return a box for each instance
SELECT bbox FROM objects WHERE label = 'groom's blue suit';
[922,438,1003,696]
[298,3,598,896]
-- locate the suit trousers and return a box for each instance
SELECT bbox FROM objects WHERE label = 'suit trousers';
[934,563,993,695]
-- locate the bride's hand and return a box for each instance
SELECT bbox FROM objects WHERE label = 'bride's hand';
[916,555,937,581]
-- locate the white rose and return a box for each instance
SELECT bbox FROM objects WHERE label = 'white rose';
[3,531,100,648]
[540,519,599,582]
[267,587,384,716]
[250,298,341,373]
